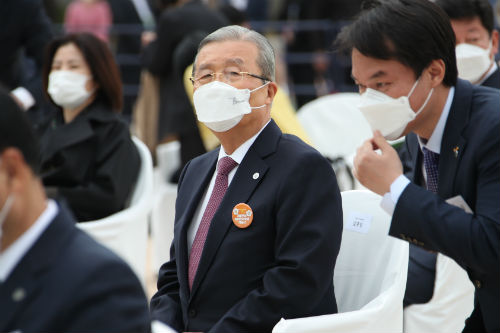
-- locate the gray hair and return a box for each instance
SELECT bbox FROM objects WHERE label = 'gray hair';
[193,25,275,82]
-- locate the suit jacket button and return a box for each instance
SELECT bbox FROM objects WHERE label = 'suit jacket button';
[473,280,482,288]
[189,309,197,318]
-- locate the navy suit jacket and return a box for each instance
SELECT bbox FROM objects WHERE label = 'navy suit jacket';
[150,120,343,332]
[390,79,500,332]
[0,204,151,333]
[482,66,500,90]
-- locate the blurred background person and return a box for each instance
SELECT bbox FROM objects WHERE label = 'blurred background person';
[0,89,151,333]
[40,33,140,222]
[0,0,54,129]
[141,0,228,182]
[64,0,113,42]
[435,0,500,89]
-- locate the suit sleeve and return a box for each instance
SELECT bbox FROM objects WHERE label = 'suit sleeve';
[210,151,343,332]
[65,258,151,332]
[58,123,140,221]
[390,124,500,275]
[149,160,192,331]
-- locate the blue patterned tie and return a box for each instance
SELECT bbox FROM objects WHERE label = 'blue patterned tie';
[422,147,439,193]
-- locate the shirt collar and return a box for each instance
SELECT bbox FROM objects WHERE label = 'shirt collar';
[418,86,455,154]
[0,200,58,282]
[218,120,271,164]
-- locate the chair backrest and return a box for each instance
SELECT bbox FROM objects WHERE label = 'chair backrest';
[403,253,475,332]
[297,93,372,159]
[156,140,181,182]
[77,137,154,286]
[273,190,408,333]
[335,190,408,312]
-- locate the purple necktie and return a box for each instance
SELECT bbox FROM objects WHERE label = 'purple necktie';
[188,156,238,290]
[422,147,439,193]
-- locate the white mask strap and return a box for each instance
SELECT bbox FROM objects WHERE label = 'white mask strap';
[407,77,421,98]
[249,81,270,110]
[250,80,270,93]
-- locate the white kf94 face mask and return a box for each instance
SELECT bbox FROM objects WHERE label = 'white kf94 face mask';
[193,80,270,132]
[48,70,93,110]
[456,42,493,83]
[357,78,434,141]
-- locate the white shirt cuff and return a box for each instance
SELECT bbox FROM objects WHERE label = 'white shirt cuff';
[11,87,35,110]
[380,175,411,215]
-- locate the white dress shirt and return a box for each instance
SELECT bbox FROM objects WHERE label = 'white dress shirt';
[0,200,58,282]
[380,87,455,215]
[187,120,271,253]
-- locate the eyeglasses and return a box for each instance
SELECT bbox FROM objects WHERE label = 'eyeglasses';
[190,70,269,87]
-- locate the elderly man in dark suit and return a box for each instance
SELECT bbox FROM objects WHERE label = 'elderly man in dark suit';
[150,25,343,332]
[0,90,151,333]
[337,0,499,332]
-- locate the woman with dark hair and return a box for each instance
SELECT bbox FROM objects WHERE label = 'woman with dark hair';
[40,32,140,222]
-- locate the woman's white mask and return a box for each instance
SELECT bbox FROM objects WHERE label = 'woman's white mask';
[48,70,93,110]
[456,42,493,83]
[357,77,434,141]
[193,80,270,132]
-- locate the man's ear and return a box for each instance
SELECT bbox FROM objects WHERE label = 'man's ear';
[265,81,278,105]
[491,29,499,58]
[0,148,29,193]
[427,59,446,88]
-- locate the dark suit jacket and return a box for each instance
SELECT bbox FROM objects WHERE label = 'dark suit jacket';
[0,0,53,104]
[40,100,140,221]
[481,66,500,90]
[150,120,343,332]
[390,79,500,332]
[0,203,151,332]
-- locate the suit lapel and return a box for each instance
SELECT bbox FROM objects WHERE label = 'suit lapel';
[190,121,281,296]
[438,80,471,198]
[0,207,75,330]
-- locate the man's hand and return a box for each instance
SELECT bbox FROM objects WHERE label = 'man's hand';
[353,131,403,195]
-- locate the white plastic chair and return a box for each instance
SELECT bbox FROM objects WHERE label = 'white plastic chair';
[151,140,180,273]
[297,93,371,190]
[77,137,154,286]
[155,140,181,183]
[273,190,409,333]
[403,253,475,333]
[151,182,177,273]
[297,93,372,159]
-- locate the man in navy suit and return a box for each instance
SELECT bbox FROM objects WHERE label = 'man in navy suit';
[336,0,499,332]
[0,90,151,332]
[150,25,343,332]
[435,0,500,89]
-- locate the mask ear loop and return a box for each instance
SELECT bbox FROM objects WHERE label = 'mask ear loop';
[408,75,434,115]
[249,81,271,110]
[0,194,15,252]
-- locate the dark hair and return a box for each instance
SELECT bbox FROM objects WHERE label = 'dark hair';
[335,0,457,87]
[218,4,248,26]
[42,33,123,112]
[0,89,40,174]
[435,0,495,34]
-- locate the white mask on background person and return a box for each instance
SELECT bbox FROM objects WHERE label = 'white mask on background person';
[357,77,434,141]
[48,70,93,109]
[0,194,15,253]
[193,80,270,132]
[456,42,493,83]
